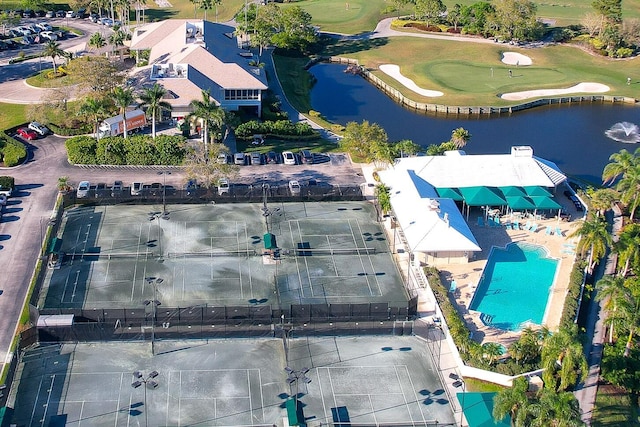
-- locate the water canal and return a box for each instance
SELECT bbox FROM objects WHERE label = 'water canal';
[309,63,640,184]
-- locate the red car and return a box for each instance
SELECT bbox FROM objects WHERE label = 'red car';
[17,127,38,140]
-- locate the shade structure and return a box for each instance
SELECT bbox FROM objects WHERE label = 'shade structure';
[457,392,511,427]
[499,186,527,198]
[435,187,464,201]
[530,195,562,210]
[523,185,553,197]
[506,196,536,210]
[459,186,507,207]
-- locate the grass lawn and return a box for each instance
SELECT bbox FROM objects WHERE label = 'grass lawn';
[322,37,640,106]
[144,0,246,23]
[593,384,640,426]
[0,104,27,130]
[25,69,72,88]
[464,378,506,393]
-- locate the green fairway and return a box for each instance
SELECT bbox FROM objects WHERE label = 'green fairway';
[325,37,640,106]
[144,0,245,22]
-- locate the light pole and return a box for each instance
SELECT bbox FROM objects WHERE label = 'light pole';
[429,322,444,370]
[145,277,163,355]
[285,366,311,415]
[157,171,171,216]
[148,212,167,261]
[131,370,159,427]
[453,378,466,427]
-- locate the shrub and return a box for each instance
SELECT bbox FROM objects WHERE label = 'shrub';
[66,134,186,165]
[559,260,587,329]
[614,47,634,58]
[66,136,97,164]
[235,120,318,139]
[0,133,28,167]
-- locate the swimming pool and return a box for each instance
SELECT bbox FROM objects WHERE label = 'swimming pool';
[469,242,559,331]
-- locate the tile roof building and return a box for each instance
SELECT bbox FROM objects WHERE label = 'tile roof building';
[129,19,268,118]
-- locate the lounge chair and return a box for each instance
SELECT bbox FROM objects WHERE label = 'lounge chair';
[545,226,552,235]
[512,220,520,230]
[449,280,457,293]
[529,223,539,232]
[555,227,563,236]
[493,216,502,227]
[523,221,531,231]
[477,216,485,227]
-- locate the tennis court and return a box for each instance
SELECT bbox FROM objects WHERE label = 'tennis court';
[39,202,407,309]
[8,337,455,426]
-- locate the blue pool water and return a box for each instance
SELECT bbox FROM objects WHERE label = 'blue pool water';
[469,243,558,331]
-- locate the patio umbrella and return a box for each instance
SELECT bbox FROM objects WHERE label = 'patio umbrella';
[457,392,511,427]
[459,186,507,207]
[506,196,536,211]
[499,186,527,198]
[435,187,464,201]
[530,195,562,210]
[523,185,553,197]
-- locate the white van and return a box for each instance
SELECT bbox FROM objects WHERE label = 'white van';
[217,179,230,196]
[131,182,143,196]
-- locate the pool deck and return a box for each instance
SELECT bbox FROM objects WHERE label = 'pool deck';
[439,205,582,347]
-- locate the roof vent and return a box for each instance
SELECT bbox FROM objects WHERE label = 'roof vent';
[511,146,534,157]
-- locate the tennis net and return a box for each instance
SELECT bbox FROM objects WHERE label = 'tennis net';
[167,249,257,258]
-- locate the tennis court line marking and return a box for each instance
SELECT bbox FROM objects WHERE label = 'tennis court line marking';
[395,364,428,425]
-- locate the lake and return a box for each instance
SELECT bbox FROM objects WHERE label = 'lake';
[309,63,640,184]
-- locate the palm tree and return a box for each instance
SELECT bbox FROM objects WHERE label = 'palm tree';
[109,29,127,60]
[375,184,391,216]
[526,389,584,427]
[615,163,640,221]
[88,32,106,51]
[78,97,110,139]
[540,325,588,392]
[493,376,529,426]
[111,86,135,139]
[596,275,627,344]
[568,213,612,273]
[615,223,640,277]
[602,148,639,185]
[189,0,200,18]
[213,0,221,21]
[139,84,172,139]
[588,187,618,217]
[187,90,225,152]
[481,342,504,366]
[617,278,640,357]
[42,40,65,74]
[200,0,212,20]
[450,127,471,149]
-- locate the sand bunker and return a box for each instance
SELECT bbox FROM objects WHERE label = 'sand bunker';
[501,52,533,66]
[501,82,610,101]
[379,64,444,97]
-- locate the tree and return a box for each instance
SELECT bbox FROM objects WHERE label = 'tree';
[42,40,65,74]
[526,389,584,427]
[481,342,504,366]
[587,187,618,216]
[189,0,200,18]
[426,141,457,155]
[109,28,127,60]
[540,325,588,392]
[265,5,317,52]
[508,327,543,366]
[200,0,212,20]
[393,139,421,158]
[568,213,612,273]
[450,127,471,149]
[448,3,462,30]
[88,32,106,51]
[493,376,529,425]
[615,164,640,221]
[65,56,123,96]
[591,0,622,27]
[602,148,639,185]
[415,0,446,26]
[188,89,226,152]
[581,12,602,36]
[615,223,640,277]
[110,86,135,139]
[139,84,172,139]
[183,143,239,189]
[0,11,20,36]
[391,0,413,18]
[339,121,388,163]
[487,0,541,41]
[596,275,627,343]
[78,97,110,139]
[617,278,640,357]
[375,184,392,216]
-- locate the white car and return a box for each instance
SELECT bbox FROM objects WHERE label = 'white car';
[39,31,58,41]
[282,151,296,165]
[217,153,229,164]
[131,182,143,196]
[233,153,245,165]
[288,180,301,195]
[28,121,50,136]
[217,179,230,196]
[66,10,75,18]
[76,181,90,198]
[36,22,52,31]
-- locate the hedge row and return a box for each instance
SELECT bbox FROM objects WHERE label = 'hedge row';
[49,122,92,136]
[559,259,587,330]
[0,132,28,167]
[235,120,318,139]
[65,134,187,165]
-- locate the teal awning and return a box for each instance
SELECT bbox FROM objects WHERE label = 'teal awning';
[499,186,527,198]
[523,185,553,197]
[457,392,511,427]
[459,186,507,207]
[435,187,464,201]
[506,196,535,210]
[530,195,562,210]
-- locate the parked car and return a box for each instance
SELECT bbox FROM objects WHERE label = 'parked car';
[36,22,52,31]
[45,11,55,18]
[266,151,279,164]
[288,180,301,195]
[300,149,314,164]
[217,153,229,164]
[131,182,143,196]
[55,10,66,17]
[184,179,198,195]
[39,31,57,41]
[75,8,86,18]
[21,35,35,45]
[282,151,296,165]
[65,10,75,18]
[28,121,50,135]
[16,127,38,140]
[89,13,99,22]
[22,9,35,17]
[250,152,262,165]
[76,181,90,198]
[234,152,246,165]
[217,179,230,195]
[111,180,123,196]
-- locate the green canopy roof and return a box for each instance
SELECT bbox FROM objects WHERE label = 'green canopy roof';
[506,196,536,210]
[460,186,507,207]
[523,185,553,197]
[435,187,464,201]
[499,186,527,198]
[530,195,562,210]
[457,392,511,427]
